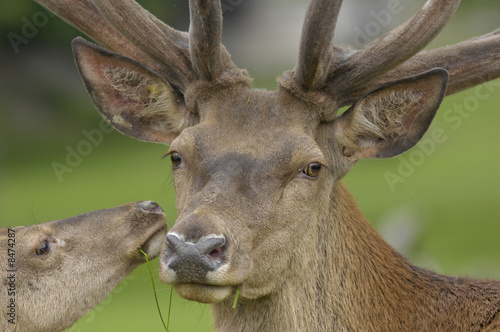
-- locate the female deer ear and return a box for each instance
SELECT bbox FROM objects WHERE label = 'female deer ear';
[333,68,448,160]
[72,37,195,145]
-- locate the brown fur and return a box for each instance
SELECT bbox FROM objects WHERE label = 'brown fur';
[33,0,500,331]
[0,201,166,332]
[212,183,500,331]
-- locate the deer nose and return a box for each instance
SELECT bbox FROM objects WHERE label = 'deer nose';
[165,234,227,283]
[138,201,164,214]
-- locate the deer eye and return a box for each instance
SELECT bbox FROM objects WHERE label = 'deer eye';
[303,162,323,178]
[170,152,182,167]
[35,239,50,256]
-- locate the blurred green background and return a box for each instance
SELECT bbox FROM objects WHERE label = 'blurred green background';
[1,1,499,331]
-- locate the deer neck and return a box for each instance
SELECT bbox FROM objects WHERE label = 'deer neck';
[211,181,413,331]
[211,181,500,331]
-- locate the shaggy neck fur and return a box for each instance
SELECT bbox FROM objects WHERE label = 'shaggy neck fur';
[211,182,500,331]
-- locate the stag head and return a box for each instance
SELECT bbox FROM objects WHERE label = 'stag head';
[36,0,500,304]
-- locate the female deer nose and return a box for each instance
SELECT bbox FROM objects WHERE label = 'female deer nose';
[138,201,164,214]
[165,234,226,283]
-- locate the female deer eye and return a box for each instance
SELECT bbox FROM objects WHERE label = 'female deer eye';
[170,152,182,167]
[35,240,50,256]
[303,163,322,178]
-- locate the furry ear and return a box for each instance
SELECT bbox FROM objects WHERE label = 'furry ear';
[333,68,448,160]
[72,37,196,145]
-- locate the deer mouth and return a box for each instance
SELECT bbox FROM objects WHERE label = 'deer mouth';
[140,224,168,259]
[159,231,253,304]
[159,262,245,303]
[173,283,234,304]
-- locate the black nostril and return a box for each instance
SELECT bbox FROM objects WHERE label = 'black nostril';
[138,201,164,214]
[196,237,226,258]
[208,245,226,261]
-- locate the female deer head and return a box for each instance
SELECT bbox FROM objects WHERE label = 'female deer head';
[0,201,166,332]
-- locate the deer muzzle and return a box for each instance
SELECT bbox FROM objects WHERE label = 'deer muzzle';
[163,233,227,284]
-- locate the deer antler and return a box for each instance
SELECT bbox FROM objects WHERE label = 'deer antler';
[36,0,245,92]
[330,0,460,94]
[188,0,238,81]
[34,0,155,69]
[91,0,195,90]
[295,0,344,90]
[287,0,499,120]
[340,28,500,106]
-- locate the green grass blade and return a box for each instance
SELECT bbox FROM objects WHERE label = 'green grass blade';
[232,285,240,309]
[139,249,169,332]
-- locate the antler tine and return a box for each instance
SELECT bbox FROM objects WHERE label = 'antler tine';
[92,0,195,91]
[329,0,460,101]
[400,28,500,96]
[338,28,500,106]
[34,0,164,77]
[189,0,236,81]
[296,0,344,90]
